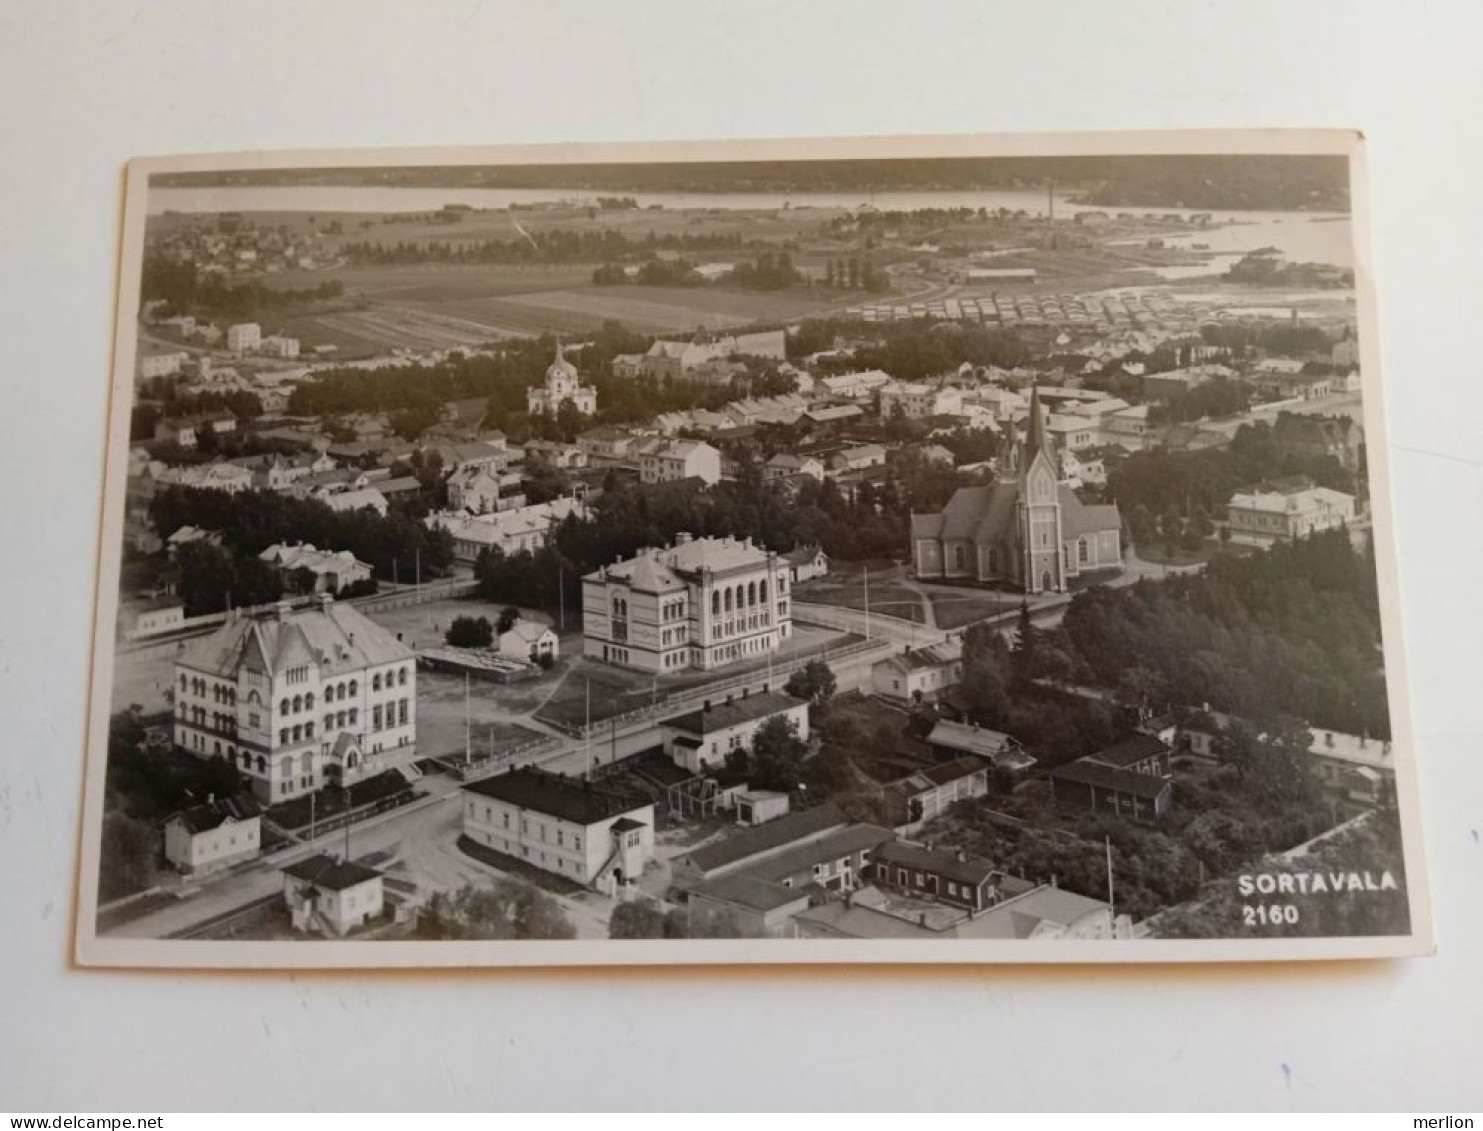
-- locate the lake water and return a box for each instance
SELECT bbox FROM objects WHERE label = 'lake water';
[147,184,1353,269]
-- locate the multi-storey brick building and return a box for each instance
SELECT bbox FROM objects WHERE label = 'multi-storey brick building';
[172,596,416,804]
[582,534,792,673]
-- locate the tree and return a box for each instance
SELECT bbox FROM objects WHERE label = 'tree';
[784,659,837,707]
[1011,601,1039,675]
[417,880,575,940]
[748,715,809,793]
[496,606,521,636]
[608,898,667,939]
[446,615,494,648]
[98,812,159,902]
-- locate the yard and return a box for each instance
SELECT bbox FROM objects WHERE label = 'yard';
[533,621,855,730]
[927,589,1017,631]
[795,561,928,625]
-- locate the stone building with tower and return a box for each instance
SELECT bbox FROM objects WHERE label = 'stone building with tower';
[171,595,417,804]
[527,342,597,417]
[911,387,1123,595]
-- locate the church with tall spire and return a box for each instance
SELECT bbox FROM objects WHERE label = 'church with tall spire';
[527,340,598,417]
[911,387,1124,594]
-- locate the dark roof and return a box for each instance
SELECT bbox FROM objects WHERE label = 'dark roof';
[610,816,645,833]
[689,872,816,914]
[1051,758,1172,800]
[917,754,991,787]
[664,691,806,738]
[282,853,382,891]
[872,840,1000,886]
[463,767,648,827]
[745,824,896,883]
[782,544,826,566]
[166,796,260,835]
[1087,734,1171,769]
[684,802,844,874]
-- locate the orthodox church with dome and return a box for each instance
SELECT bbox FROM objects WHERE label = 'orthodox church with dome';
[527,342,598,417]
[911,387,1124,595]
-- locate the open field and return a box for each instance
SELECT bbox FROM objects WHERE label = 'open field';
[259,258,846,344]
[796,564,928,625]
[431,283,841,337]
[927,590,1017,630]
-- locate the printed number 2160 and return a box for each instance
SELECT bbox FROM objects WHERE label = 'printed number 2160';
[1243,903,1300,927]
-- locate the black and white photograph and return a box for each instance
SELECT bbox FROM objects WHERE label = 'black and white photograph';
[74,131,1431,967]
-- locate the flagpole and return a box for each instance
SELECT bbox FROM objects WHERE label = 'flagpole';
[1105,835,1116,920]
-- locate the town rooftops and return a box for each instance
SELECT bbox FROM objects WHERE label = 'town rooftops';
[683,802,844,875]
[664,691,805,738]
[175,598,411,680]
[591,535,777,588]
[688,872,817,914]
[1050,758,1172,800]
[166,795,260,835]
[927,719,1019,760]
[1228,481,1355,514]
[282,854,382,892]
[463,766,649,828]
[782,543,826,567]
[742,824,895,884]
[871,840,1004,887]
[1086,734,1171,770]
[259,542,369,576]
[886,638,963,673]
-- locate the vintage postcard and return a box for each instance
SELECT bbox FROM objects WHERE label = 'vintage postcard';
[74,130,1432,967]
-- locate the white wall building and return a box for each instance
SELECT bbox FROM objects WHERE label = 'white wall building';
[640,439,722,486]
[282,854,385,936]
[879,381,964,420]
[140,350,188,379]
[226,322,262,354]
[497,621,559,665]
[1227,482,1357,542]
[582,534,792,673]
[661,691,810,775]
[259,542,374,594]
[462,767,656,895]
[163,799,261,874]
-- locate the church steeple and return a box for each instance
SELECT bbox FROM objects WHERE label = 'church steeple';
[1023,385,1052,467]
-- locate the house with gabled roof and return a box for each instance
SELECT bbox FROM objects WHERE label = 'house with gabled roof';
[871,638,964,706]
[282,854,385,936]
[163,795,262,874]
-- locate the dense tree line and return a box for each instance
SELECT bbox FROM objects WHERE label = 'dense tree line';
[415,880,574,940]
[148,485,455,602]
[472,464,964,616]
[172,155,1347,210]
[1155,812,1410,938]
[1226,252,1354,288]
[591,259,702,286]
[728,251,803,291]
[285,325,724,439]
[141,253,343,318]
[785,316,1032,380]
[101,706,247,900]
[1059,530,1387,738]
[341,228,745,266]
[1108,418,1357,540]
